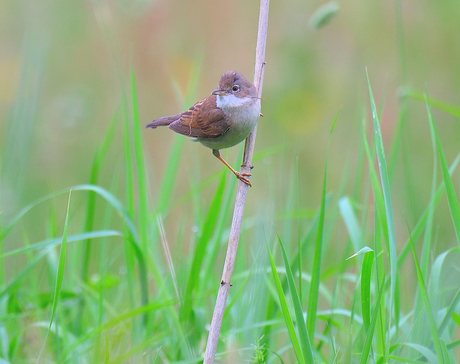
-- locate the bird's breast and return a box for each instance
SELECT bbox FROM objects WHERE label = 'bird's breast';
[198,97,260,150]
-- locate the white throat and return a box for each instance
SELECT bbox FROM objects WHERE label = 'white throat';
[216,94,252,110]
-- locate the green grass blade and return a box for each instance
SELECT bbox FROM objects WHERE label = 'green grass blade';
[389,355,430,364]
[72,185,138,240]
[359,277,385,364]
[81,108,118,284]
[37,191,72,363]
[155,135,185,215]
[121,77,135,221]
[347,246,374,334]
[338,196,362,252]
[366,70,398,302]
[361,248,374,331]
[395,155,460,270]
[401,88,460,119]
[278,235,315,364]
[1,183,135,243]
[361,111,387,248]
[290,194,332,283]
[0,250,46,301]
[425,94,460,244]
[440,339,452,364]
[262,197,330,350]
[295,156,302,297]
[439,287,460,337]
[79,119,117,331]
[49,191,71,328]
[307,111,338,340]
[2,184,142,257]
[0,191,64,241]
[409,103,441,344]
[309,2,340,29]
[130,68,150,252]
[201,172,238,299]
[61,298,178,360]
[71,185,149,326]
[130,69,162,320]
[181,172,226,322]
[420,104,438,276]
[120,88,137,321]
[266,242,304,363]
[395,343,438,363]
[409,233,444,363]
[155,62,201,214]
[1,230,121,257]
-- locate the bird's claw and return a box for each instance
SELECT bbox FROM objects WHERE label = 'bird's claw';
[236,172,252,187]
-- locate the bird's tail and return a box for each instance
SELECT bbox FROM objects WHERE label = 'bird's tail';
[145,114,181,129]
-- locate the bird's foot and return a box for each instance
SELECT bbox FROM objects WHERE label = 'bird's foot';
[235,172,252,187]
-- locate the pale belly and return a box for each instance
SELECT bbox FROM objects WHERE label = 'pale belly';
[198,98,260,150]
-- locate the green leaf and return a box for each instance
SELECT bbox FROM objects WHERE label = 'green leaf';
[400,87,460,119]
[278,235,315,364]
[359,277,385,364]
[409,234,444,363]
[339,197,362,252]
[37,191,72,362]
[366,69,398,307]
[360,248,374,330]
[130,67,150,252]
[266,242,304,363]
[156,61,201,214]
[181,172,226,322]
[425,93,460,245]
[438,287,460,337]
[440,339,452,364]
[1,230,122,258]
[309,1,340,29]
[49,190,71,328]
[306,111,339,340]
[81,108,118,283]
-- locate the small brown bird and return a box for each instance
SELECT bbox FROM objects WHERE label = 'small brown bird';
[146,71,261,186]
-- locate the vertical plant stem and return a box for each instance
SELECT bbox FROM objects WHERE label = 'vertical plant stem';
[202,0,269,362]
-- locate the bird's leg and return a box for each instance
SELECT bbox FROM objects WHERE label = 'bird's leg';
[212,149,252,187]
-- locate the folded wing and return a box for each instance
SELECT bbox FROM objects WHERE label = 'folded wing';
[169,95,230,139]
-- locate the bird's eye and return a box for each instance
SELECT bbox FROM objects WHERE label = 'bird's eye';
[232,85,240,92]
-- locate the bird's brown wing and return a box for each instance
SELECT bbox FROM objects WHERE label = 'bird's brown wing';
[169,95,230,139]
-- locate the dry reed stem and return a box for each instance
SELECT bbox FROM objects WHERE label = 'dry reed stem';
[203,0,270,362]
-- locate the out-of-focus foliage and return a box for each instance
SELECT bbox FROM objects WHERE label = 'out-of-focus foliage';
[2,0,460,362]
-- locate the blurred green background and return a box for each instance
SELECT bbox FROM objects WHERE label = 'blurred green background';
[2,0,460,361]
[2,0,460,225]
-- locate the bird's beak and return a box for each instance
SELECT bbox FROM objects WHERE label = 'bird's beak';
[212,89,226,96]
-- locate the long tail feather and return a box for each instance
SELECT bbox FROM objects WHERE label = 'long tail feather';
[145,113,181,129]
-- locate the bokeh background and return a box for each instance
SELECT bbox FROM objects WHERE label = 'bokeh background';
[2,0,460,361]
[2,0,460,224]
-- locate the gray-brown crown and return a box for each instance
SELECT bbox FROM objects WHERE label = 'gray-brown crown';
[217,71,257,97]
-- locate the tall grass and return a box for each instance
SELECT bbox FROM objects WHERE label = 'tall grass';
[2,14,460,364]
[263,81,460,363]
[2,71,460,363]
